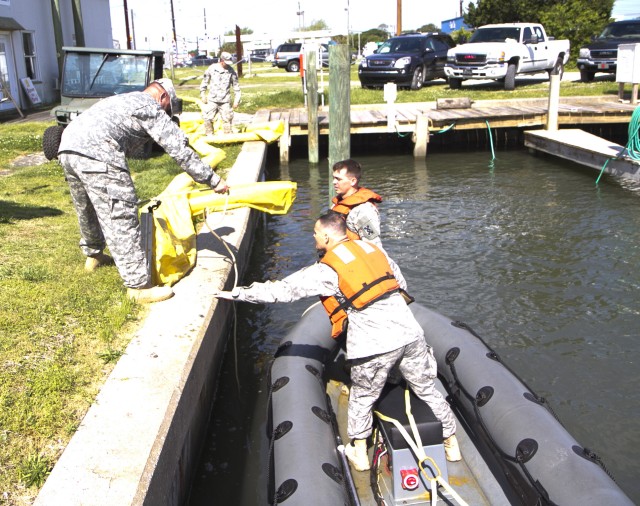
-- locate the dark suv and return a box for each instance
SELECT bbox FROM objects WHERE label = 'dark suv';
[358,33,455,90]
[577,19,640,82]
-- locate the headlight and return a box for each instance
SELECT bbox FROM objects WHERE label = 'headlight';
[394,56,411,68]
[360,59,368,68]
[486,51,505,63]
[579,48,590,58]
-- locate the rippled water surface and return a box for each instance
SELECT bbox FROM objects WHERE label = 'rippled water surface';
[189,149,640,505]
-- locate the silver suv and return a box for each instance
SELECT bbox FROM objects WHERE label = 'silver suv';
[273,43,329,72]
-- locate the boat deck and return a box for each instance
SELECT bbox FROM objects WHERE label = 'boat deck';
[327,380,510,505]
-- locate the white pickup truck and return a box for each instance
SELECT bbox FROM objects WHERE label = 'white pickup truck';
[444,23,570,90]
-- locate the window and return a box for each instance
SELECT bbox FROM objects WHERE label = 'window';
[23,32,37,79]
[0,0,10,6]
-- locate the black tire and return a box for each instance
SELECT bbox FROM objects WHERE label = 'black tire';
[580,69,595,82]
[42,125,65,160]
[130,140,153,160]
[504,63,516,90]
[286,59,300,73]
[410,66,424,90]
[449,77,462,90]
[548,57,564,80]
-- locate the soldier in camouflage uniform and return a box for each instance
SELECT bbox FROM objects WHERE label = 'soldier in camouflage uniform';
[214,212,460,471]
[58,78,229,304]
[200,52,241,135]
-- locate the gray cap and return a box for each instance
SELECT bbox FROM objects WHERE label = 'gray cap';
[153,78,179,116]
[220,52,233,64]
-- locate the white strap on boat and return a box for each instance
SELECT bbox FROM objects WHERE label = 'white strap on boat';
[375,389,469,506]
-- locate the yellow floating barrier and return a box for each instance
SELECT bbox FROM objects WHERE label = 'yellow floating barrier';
[144,173,297,286]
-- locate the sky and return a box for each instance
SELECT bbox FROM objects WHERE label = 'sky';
[109,0,640,53]
[109,0,468,51]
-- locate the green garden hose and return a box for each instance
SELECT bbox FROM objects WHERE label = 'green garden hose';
[596,105,640,185]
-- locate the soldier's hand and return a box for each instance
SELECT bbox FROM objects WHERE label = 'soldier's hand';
[201,95,208,104]
[213,179,230,194]
[214,288,240,300]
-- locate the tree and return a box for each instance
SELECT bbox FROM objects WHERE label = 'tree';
[464,0,614,60]
[417,23,439,33]
[224,27,253,36]
[360,28,389,47]
[303,19,330,31]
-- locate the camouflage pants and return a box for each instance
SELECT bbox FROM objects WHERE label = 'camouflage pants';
[202,101,233,133]
[348,338,456,440]
[59,153,149,288]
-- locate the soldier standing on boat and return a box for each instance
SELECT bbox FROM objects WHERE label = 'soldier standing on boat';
[200,52,241,135]
[331,159,383,247]
[214,212,461,471]
[58,78,229,304]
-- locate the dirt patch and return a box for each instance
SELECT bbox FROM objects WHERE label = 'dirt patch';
[9,153,49,168]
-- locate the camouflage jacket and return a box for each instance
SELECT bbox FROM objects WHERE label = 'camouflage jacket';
[58,91,219,187]
[200,63,241,105]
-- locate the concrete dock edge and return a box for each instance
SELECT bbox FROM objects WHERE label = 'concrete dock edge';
[34,141,268,505]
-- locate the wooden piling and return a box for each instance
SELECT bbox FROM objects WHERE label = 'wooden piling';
[413,114,430,158]
[328,44,351,200]
[306,50,319,164]
[547,73,560,130]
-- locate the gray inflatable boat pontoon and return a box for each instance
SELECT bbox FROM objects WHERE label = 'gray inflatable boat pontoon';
[267,302,633,506]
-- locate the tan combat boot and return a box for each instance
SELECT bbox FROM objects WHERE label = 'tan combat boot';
[444,434,462,462]
[204,121,214,135]
[85,253,114,272]
[127,285,174,304]
[345,439,370,471]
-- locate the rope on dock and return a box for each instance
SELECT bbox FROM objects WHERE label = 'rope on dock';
[596,105,640,185]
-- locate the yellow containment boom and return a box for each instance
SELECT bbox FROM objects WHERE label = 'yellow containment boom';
[143,173,297,286]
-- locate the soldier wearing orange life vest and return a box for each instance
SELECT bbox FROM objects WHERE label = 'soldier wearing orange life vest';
[214,212,461,470]
[331,159,383,245]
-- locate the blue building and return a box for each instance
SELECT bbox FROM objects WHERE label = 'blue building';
[441,17,469,34]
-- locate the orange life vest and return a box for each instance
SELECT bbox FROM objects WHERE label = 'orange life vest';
[331,187,383,240]
[319,240,400,338]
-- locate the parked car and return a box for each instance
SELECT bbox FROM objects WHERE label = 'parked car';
[273,43,303,72]
[358,33,455,90]
[189,54,218,66]
[249,49,274,62]
[577,19,640,82]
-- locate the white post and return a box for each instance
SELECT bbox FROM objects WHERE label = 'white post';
[384,82,397,132]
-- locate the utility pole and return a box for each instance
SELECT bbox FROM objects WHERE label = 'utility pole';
[169,0,177,48]
[396,0,402,35]
[123,0,131,49]
[130,9,136,50]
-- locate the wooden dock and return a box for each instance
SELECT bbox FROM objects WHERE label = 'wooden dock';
[256,96,638,160]
[524,129,640,182]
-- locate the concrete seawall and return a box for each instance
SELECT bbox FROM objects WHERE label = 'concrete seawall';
[35,141,268,505]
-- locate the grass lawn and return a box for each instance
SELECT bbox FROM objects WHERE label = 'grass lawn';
[0,121,238,505]
[0,61,622,505]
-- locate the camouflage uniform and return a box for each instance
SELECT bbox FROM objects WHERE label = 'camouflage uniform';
[200,62,241,134]
[58,91,222,289]
[228,242,456,441]
[343,201,381,247]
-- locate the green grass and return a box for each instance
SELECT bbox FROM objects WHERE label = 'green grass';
[0,63,622,505]
[0,121,238,505]
[168,61,622,115]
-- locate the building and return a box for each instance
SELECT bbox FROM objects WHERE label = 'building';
[0,0,113,115]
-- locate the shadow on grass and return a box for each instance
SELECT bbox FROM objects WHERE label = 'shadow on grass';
[0,199,64,223]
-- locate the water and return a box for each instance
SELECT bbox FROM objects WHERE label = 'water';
[188,149,640,505]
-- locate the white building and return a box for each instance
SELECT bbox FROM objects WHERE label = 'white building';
[0,0,113,114]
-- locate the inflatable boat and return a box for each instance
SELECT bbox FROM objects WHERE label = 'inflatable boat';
[266,302,633,506]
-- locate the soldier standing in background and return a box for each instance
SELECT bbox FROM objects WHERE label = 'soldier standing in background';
[58,78,229,304]
[200,52,241,135]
